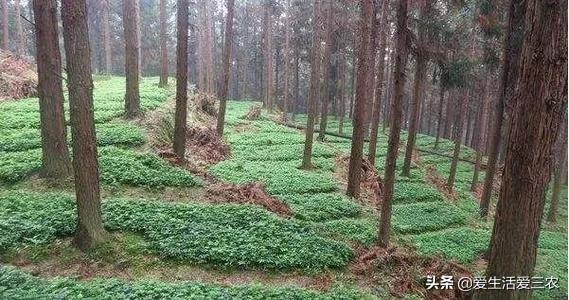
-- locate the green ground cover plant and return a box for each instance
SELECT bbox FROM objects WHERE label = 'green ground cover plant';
[392,202,467,234]
[98,146,201,188]
[0,149,42,183]
[231,143,337,162]
[309,217,378,247]
[0,266,371,300]
[393,182,444,204]
[410,227,490,264]
[275,192,363,222]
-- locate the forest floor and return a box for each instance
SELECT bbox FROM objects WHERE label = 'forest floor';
[0,76,566,299]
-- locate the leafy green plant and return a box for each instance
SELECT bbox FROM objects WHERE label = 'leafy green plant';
[275,193,362,222]
[0,149,42,183]
[98,146,201,188]
[393,182,445,204]
[411,227,490,263]
[392,202,467,234]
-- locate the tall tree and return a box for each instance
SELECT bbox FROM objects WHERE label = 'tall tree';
[1,0,7,50]
[479,0,525,217]
[281,0,291,121]
[216,0,235,135]
[471,78,490,191]
[446,91,468,191]
[301,0,323,170]
[346,0,374,198]
[317,0,336,142]
[173,0,189,158]
[61,0,108,251]
[262,0,274,111]
[547,115,567,223]
[33,0,72,179]
[368,0,390,166]
[124,0,141,118]
[474,0,567,298]
[15,0,24,55]
[378,0,408,246]
[102,0,112,73]
[401,1,430,177]
[158,0,169,87]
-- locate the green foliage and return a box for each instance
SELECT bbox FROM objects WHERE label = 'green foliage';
[0,122,145,152]
[231,143,337,162]
[534,248,568,300]
[440,59,474,89]
[0,266,372,299]
[393,182,445,204]
[0,191,76,252]
[98,146,201,188]
[0,149,42,183]
[275,193,363,222]
[538,231,568,250]
[411,227,490,264]
[210,159,337,194]
[0,191,353,270]
[310,217,378,247]
[227,131,307,146]
[392,202,467,234]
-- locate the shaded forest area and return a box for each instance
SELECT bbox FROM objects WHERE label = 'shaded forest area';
[0,0,567,299]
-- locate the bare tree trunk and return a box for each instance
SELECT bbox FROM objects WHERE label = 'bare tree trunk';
[471,78,490,191]
[123,0,141,118]
[401,54,427,176]
[547,115,567,223]
[61,0,108,251]
[158,0,169,87]
[301,0,323,169]
[368,0,390,166]
[379,0,408,247]
[262,1,274,111]
[173,0,188,158]
[282,0,291,121]
[479,0,526,218]
[474,1,567,298]
[1,0,7,50]
[292,42,300,121]
[346,0,374,198]
[216,0,235,135]
[338,53,346,135]
[102,0,112,73]
[317,0,335,142]
[33,0,72,180]
[447,91,467,191]
[434,85,445,149]
[15,0,24,55]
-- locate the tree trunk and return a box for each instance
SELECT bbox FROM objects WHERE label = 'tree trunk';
[123,0,141,118]
[547,114,567,223]
[61,0,108,251]
[102,0,112,73]
[262,2,274,111]
[446,91,467,191]
[33,0,72,180]
[282,0,291,121]
[158,0,169,87]
[471,78,490,191]
[1,0,8,50]
[216,0,235,135]
[379,0,408,247]
[15,0,24,55]
[346,0,374,198]
[292,42,300,121]
[368,0,390,166]
[301,0,323,169]
[338,53,346,135]
[479,0,526,218]
[474,1,567,298]
[401,55,427,176]
[317,0,335,142]
[173,0,188,158]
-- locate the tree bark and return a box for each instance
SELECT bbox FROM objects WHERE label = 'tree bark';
[216,0,235,135]
[479,0,526,218]
[401,54,427,176]
[301,0,323,169]
[123,0,141,118]
[1,0,8,50]
[262,1,274,111]
[158,0,169,87]
[282,0,291,121]
[547,114,567,224]
[102,0,112,73]
[379,0,408,247]
[173,0,188,158]
[346,0,374,198]
[447,91,467,191]
[317,0,336,142]
[61,0,108,251]
[33,0,72,180]
[474,0,567,298]
[471,78,490,191]
[15,0,24,55]
[368,0,390,166]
